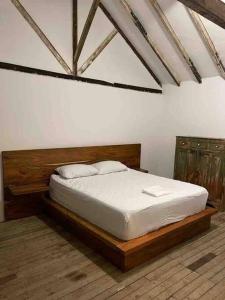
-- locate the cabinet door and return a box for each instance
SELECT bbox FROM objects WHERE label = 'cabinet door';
[180,149,211,187]
[193,150,211,187]
[222,160,225,210]
[174,148,199,182]
[186,149,199,184]
[174,149,188,181]
[174,140,225,210]
[207,153,224,209]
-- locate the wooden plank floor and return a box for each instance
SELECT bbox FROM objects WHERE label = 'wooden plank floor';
[1,212,225,300]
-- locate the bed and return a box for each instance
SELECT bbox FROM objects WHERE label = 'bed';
[50,169,208,241]
[2,144,216,271]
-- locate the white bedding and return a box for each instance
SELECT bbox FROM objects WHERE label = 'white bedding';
[49,169,208,240]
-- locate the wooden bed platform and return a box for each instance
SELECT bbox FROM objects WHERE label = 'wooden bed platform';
[2,144,217,271]
[44,195,216,271]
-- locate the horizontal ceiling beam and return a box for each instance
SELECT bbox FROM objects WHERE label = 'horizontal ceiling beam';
[178,0,225,29]
[0,61,162,94]
[99,3,162,87]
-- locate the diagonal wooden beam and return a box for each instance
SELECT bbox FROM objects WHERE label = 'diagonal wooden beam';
[100,3,162,87]
[78,29,118,75]
[10,0,72,74]
[73,0,78,75]
[178,0,225,30]
[149,0,202,83]
[74,0,100,65]
[188,9,225,79]
[121,0,180,86]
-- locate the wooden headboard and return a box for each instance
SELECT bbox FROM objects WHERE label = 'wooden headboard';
[2,144,141,189]
[2,144,140,220]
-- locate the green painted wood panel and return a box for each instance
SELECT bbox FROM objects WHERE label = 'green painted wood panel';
[174,137,225,211]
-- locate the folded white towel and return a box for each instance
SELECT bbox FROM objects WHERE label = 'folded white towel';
[143,185,172,197]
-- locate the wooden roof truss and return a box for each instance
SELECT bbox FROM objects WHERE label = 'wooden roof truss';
[1,0,225,93]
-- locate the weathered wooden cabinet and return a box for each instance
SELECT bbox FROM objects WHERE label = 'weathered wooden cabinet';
[174,137,225,211]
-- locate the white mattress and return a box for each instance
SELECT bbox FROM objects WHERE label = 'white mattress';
[49,169,208,241]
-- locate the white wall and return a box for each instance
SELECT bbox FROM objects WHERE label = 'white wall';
[0,0,167,221]
[2,75,225,223]
[163,76,225,177]
[2,0,225,223]
[0,70,166,221]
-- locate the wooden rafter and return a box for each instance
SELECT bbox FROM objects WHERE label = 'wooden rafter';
[149,0,201,83]
[73,0,78,75]
[178,0,225,30]
[188,9,225,79]
[10,0,72,75]
[100,3,162,87]
[74,0,100,65]
[0,61,162,94]
[78,29,118,75]
[121,0,180,86]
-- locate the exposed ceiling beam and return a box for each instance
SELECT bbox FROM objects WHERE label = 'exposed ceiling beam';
[0,61,162,94]
[78,29,118,75]
[100,3,162,87]
[72,0,78,75]
[10,0,72,75]
[74,0,100,65]
[178,0,225,30]
[188,9,225,79]
[149,0,202,83]
[121,0,180,86]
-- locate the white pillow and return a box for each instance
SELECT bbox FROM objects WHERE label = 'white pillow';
[56,164,98,179]
[92,161,128,175]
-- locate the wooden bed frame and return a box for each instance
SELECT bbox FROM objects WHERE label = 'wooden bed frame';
[2,144,217,271]
[44,195,216,271]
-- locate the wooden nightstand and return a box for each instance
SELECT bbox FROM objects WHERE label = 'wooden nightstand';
[8,183,49,196]
[5,183,49,220]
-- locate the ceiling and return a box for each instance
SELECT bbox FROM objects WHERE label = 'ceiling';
[1,0,225,90]
[102,0,225,86]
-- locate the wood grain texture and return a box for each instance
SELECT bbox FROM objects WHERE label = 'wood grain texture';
[178,0,225,30]
[2,144,140,187]
[1,211,225,299]
[44,194,216,272]
[174,137,225,211]
[187,253,216,271]
[149,0,202,83]
[2,144,141,220]
[99,3,162,88]
[121,0,180,86]
[10,0,72,74]
[8,183,49,196]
